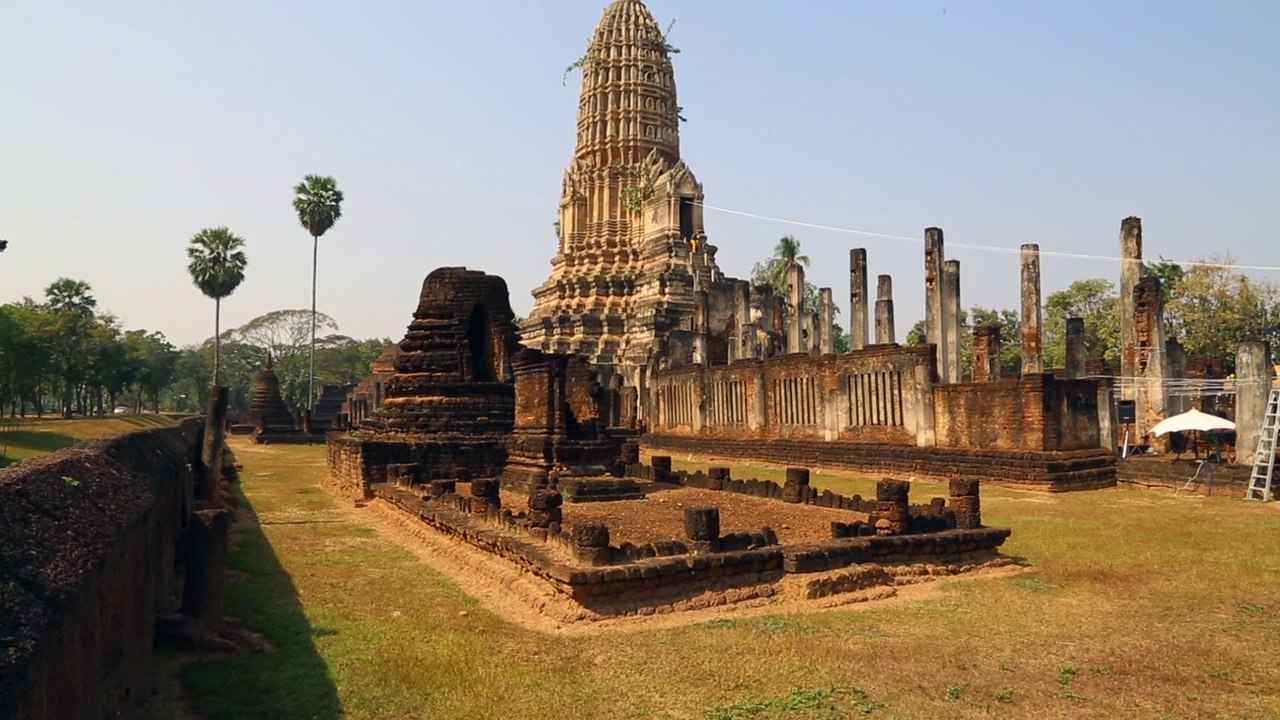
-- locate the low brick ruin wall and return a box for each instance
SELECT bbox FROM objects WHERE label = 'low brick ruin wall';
[0,419,201,720]
[326,432,508,501]
[640,434,1116,492]
[364,465,1011,618]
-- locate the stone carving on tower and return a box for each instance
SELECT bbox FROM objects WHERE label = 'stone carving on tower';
[522,0,723,387]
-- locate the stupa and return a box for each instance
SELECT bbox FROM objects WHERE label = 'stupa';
[522,0,724,388]
[247,355,305,444]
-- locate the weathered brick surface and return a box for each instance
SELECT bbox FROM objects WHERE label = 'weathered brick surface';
[326,267,521,493]
[501,348,623,492]
[0,419,201,720]
[933,374,1101,451]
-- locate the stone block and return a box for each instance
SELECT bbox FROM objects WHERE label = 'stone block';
[684,506,721,541]
[571,523,610,548]
[876,478,910,503]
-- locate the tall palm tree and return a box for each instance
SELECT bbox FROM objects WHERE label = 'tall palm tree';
[45,278,97,416]
[45,277,97,316]
[767,235,810,294]
[292,174,344,411]
[186,227,248,385]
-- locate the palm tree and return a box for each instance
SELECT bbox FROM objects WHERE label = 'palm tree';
[45,278,97,416]
[292,175,344,411]
[45,277,97,316]
[186,227,248,385]
[767,235,810,293]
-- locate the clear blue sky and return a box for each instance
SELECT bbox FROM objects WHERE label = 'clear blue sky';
[3,1,1278,347]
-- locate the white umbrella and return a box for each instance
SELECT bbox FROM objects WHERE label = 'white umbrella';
[1149,409,1235,436]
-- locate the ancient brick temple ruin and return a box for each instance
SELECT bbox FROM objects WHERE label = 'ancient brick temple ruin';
[326,263,1016,618]
[245,355,309,444]
[510,1,1118,491]
[327,267,522,492]
[521,0,778,384]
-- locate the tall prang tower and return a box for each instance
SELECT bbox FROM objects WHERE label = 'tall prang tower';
[522,0,723,387]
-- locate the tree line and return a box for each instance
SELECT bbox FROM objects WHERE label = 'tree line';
[0,278,387,418]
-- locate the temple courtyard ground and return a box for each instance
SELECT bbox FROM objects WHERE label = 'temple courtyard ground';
[153,438,1279,720]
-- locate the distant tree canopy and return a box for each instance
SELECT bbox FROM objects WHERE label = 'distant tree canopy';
[751,237,848,352]
[164,309,391,414]
[0,290,389,418]
[0,284,179,417]
[906,306,1022,378]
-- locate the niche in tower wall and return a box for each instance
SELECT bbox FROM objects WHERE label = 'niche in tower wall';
[679,196,694,239]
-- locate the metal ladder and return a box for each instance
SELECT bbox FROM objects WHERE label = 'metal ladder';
[1244,388,1280,501]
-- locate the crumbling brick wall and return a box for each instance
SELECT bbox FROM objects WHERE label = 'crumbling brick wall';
[0,419,201,720]
[933,374,1101,451]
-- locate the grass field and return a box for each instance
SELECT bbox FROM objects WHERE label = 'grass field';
[176,439,1280,720]
[0,414,174,467]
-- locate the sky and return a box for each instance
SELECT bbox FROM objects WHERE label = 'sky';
[3,1,1278,348]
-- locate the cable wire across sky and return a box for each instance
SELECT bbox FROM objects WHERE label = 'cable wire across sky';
[698,202,1280,273]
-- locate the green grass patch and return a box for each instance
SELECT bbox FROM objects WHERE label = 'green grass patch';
[178,444,1280,719]
[707,685,883,719]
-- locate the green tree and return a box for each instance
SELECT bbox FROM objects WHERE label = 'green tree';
[125,330,179,412]
[1164,255,1280,367]
[44,278,98,416]
[0,299,55,415]
[752,236,810,297]
[968,306,1022,376]
[907,307,1020,378]
[186,227,249,385]
[292,174,345,411]
[1042,278,1120,369]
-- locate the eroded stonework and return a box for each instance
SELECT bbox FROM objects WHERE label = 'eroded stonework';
[327,267,521,494]
[522,0,724,382]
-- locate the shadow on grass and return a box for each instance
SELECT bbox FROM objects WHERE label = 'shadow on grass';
[181,490,342,720]
[0,430,78,454]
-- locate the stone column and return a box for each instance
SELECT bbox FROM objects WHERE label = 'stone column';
[1166,340,1187,416]
[818,288,835,354]
[1134,276,1168,445]
[684,506,721,553]
[942,259,961,383]
[1020,244,1043,375]
[732,280,751,362]
[1119,216,1143,401]
[693,289,710,366]
[924,228,947,378]
[913,361,936,447]
[782,467,810,504]
[199,385,228,502]
[874,478,910,536]
[849,248,869,350]
[740,323,761,360]
[948,478,981,529]
[972,326,1001,382]
[1097,378,1118,453]
[1065,318,1086,379]
[786,263,805,354]
[875,275,895,344]
[1235,341,1271,465]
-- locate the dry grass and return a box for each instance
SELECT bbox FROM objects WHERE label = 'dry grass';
[185,440,1280,719]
